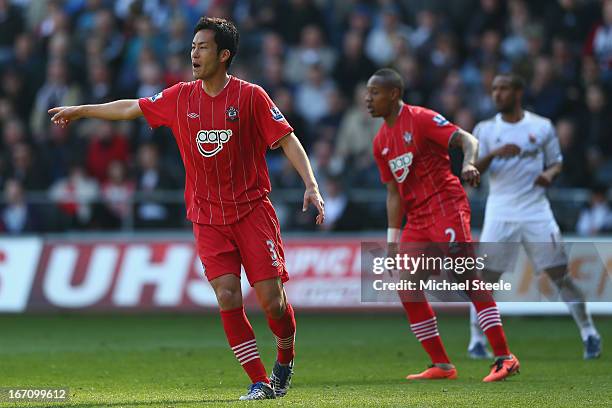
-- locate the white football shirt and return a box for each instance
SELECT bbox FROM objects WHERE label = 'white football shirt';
[474,111,563,222]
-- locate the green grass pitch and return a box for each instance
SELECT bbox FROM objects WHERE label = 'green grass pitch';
[0,313,610,407]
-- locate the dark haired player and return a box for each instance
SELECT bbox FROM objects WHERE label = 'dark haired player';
[49,17,324,400]
[366,68,519,381]
[467,73,601,360]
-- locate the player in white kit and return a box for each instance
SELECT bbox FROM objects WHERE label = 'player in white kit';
[468,73,601,360]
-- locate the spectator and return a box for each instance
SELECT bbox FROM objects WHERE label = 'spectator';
[0,0,24,66]
[409,8,439,54]
[284,24,337,84]
[0,178,38,234]
[275,0,326,46]
[525,56,566,120]
[332,30,376,100]
[394,55,429,106]
[319,176,348,231]
[7,142,48,190]
[99,160,134,229]
[315,88,346,145]
[86,120,129,183]
[30,58,82,140]
[48,164,99,229]
[42,122,85,183]
[466,0,507,50]
[11,33,45,91]
[545,0,591,48]
[295,63,336,127]
[134,143,179,229]
[576,185,612,236]
[501,0,532,61]
[580,84,612,185]
[582,84,611,157]
[584,0,612,83]
[259,57,291,97]
[84,63,115,104]
[556,118,590,187]
[365,5,412,67]
[335,83,382,170]
[1,69,33,123]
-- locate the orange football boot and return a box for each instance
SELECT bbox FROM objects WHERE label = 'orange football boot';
[406,365,458,380]
[482,355,520,382]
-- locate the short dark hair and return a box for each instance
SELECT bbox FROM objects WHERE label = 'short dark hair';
[497,72,525,90]
[193,17,239,68]
[372,68,404,97]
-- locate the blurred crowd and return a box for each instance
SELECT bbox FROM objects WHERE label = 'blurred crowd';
[0,0,611,234]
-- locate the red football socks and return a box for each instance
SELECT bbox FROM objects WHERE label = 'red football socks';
[220,306,269,383]
[266,303,296,365]
[472,301,510,357]
[402,300,451,364]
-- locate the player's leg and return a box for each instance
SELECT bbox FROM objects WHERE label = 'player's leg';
[399,229,456,380]
[545,265,601,358]
[253,278,296,396]
[468,219,520,359]
[193,223,272,399]
[442,211,519,381]
[233,199,295,396]
[524,219,601,359]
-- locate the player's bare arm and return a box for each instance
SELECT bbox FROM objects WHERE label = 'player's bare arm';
[450,129,481,187]
[48,100,143,127]
[474,143,521,174]
[385,180,403,269]
[534,162,562,187]
[276,132,325,225]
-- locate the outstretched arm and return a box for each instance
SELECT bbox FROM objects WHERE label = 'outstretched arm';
[48,100,143,127]
[277,132,325,225]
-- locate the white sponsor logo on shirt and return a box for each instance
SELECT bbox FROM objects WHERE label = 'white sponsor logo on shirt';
[388,152,413,183]
[195,129,233,157]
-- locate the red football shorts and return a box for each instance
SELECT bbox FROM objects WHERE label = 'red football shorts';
[192,198,288,286]
[401,209,472,243]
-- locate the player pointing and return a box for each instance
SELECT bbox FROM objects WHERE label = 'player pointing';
[467,73,601,360]
[367,68,519,381]
[49,17,324,400]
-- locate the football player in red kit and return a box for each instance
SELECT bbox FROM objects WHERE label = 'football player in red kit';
[49,17,324,400]
[367,68,519,382]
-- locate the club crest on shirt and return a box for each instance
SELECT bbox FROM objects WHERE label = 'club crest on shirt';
[226,106,239,121]
[528,133,537,144]
[195,129,233,157]
[270,106,285,121]
[388,152,414,183]
[403,131,413,144]
[148,91,163,102]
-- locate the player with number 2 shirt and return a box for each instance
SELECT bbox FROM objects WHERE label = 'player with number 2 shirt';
[366,68,519,382]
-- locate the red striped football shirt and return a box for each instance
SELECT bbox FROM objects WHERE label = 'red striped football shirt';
[372,104,470,230]
[138,76,293,225]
